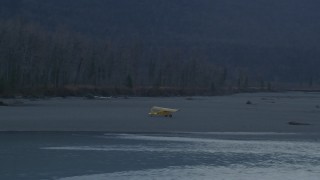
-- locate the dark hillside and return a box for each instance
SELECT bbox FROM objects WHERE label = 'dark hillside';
[1,0,320,46]
[1,0,320,96]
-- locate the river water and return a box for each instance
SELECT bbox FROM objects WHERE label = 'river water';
[1,132,320,179]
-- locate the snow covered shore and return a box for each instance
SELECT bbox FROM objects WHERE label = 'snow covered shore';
[1,92,319,132]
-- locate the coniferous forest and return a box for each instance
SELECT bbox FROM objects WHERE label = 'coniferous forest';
[1,0,320,96]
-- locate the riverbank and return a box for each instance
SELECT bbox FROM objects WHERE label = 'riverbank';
[1,92,320,132]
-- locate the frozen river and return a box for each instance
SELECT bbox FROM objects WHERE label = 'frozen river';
[1,132,320,179]
[1,92,320,179]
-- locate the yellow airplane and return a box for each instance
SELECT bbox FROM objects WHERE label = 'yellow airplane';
[149,106,179,117]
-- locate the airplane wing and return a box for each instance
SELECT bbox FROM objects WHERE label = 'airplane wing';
[149,106,179,117]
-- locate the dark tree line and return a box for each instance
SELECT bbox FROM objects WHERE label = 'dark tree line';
[1,18,320,97]
[0,19,232,96]
[2,1,320,96]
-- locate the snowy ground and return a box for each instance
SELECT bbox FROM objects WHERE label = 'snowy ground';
[1,92,320,132]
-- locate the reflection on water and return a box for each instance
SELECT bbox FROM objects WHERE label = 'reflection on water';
[1,132,320,180]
